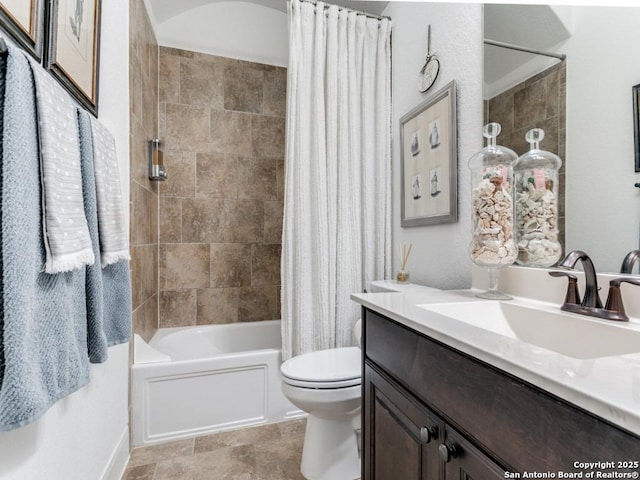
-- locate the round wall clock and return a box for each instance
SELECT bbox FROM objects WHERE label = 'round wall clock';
[417,55,440,93]
[417,25,440,93]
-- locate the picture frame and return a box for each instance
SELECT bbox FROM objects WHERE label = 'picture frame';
[45,0,102,116]
[0,0,44,60]
[400,80,457,227]
[633,83,640,172]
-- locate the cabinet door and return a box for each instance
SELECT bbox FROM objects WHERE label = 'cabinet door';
[439,425,506,480]
[364,363,443,480]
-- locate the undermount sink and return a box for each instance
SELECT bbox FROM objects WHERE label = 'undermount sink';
[418,301,640,359]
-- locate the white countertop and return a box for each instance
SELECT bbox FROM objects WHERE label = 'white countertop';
[351,287,640,437]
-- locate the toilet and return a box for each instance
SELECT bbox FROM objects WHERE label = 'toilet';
[280,280,440,480]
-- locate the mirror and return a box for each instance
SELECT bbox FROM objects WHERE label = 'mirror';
[484,4,640,274]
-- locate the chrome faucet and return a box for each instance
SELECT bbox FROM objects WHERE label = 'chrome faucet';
[558,250,602,309]
[550,250,640,322]
[620,250,640,274]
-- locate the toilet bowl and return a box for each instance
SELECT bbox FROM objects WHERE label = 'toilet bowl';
[280,280,440,479]
[280,346,361,480]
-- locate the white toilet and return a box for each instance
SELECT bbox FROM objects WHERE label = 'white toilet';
[280,280,440,480]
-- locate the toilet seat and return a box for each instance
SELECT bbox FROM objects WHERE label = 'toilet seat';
[281,347,361,389]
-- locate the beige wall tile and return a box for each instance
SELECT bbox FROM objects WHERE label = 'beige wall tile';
[159,290,197,328]
[237,157,277,201]
[276,158,285,201]
[251,244,281,287]
[210,243,252,287]
[131,294,158,343]
[160,46,195,59]
[224,65,264,114]
[159,51,180,104]
[181,198,230,243]
[197,288,239,324]
[160,243,211,290]
[228,200,263,243]
[181,59,224,110]
[160,197,182,243]
[263,68,287,118]
[130,120,152,192]
[196,153,238,198]
[252,115,285,158]
[209,110,253,156]
[164,103,211,152]
[130,244,158,310]
[130,182,158,246]
[263,201,284,244]
[160,150,196,197]
[238,286,279,322]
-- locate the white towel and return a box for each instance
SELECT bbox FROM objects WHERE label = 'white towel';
[30,62,94,274]
[88,116,130,266]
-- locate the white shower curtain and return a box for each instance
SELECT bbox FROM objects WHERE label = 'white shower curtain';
[282,0,392,359]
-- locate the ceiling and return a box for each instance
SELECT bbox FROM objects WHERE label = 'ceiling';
[146,0,390,25]
[484,4,571,89]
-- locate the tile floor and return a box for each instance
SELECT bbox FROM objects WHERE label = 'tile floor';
[122,418,306,480]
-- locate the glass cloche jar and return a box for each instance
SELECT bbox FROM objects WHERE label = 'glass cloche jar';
[513,128,562,267]
[468,122,518,299]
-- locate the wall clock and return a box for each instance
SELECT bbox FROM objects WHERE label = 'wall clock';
[417,26,440,93]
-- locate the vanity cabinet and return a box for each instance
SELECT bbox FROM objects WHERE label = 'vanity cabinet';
[362,308,640,479]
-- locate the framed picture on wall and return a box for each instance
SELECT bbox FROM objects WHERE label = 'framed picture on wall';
[0,0,44,60]
[45,0,102,115]
[400,80,458,227]
[633,83,640,172]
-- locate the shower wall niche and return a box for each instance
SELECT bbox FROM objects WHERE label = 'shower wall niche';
[158,47,287,328]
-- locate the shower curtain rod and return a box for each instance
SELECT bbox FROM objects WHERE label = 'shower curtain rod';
[295,0,391,21]
[484,39,567,61]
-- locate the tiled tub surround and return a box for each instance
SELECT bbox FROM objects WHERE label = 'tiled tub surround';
[130,0,160,342]
[158,47,286,328]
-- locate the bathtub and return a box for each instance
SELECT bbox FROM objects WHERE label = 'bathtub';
[131,320,303,447]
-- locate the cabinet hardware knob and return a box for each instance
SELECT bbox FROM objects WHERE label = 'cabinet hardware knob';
[438,443,457,463]
[420,425,438,443]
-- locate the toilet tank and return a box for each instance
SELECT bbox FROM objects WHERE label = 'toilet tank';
[369,280,440,293]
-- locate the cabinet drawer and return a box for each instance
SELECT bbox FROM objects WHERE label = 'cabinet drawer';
[364,308,640,472]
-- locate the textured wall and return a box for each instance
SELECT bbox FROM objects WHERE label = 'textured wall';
[158,47,286,327]
[129,0,159,342]
[384,2,483,290]
[485,61,566,253]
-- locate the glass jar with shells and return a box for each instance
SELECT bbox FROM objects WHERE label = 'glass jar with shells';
[468,122,518,299]
[513,128,562,268]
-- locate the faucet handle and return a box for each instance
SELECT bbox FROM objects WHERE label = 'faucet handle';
[548,271,581,307]
[603,277,640,322]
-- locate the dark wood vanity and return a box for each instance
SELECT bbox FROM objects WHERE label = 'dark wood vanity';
[362,307,640,479]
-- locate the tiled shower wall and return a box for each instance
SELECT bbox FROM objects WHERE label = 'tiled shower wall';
[129,0,159,342]
[158,47,286,327]
[485,61,567,251]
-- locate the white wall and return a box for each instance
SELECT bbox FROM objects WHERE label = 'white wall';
[0,1,131,479]
[564,6,640,272]
[384,2,483,289]
[155,1,288,66]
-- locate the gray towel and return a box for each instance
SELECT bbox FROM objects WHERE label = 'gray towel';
[31,61,95,274]
[0,45,90,431]
[87,115,130,267]
[77,110,132,363]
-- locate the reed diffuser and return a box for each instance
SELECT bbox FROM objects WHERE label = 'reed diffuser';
[396,242,413,284]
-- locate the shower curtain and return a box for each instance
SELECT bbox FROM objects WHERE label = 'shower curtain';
[282,0,392,359]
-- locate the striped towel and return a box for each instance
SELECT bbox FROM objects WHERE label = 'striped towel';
[87,116,130,266]
[30,62,94,273]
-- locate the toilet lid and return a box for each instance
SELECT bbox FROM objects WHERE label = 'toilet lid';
[281,347,361,388]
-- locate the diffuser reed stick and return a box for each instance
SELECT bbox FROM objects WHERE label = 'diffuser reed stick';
[396,242,413,284]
